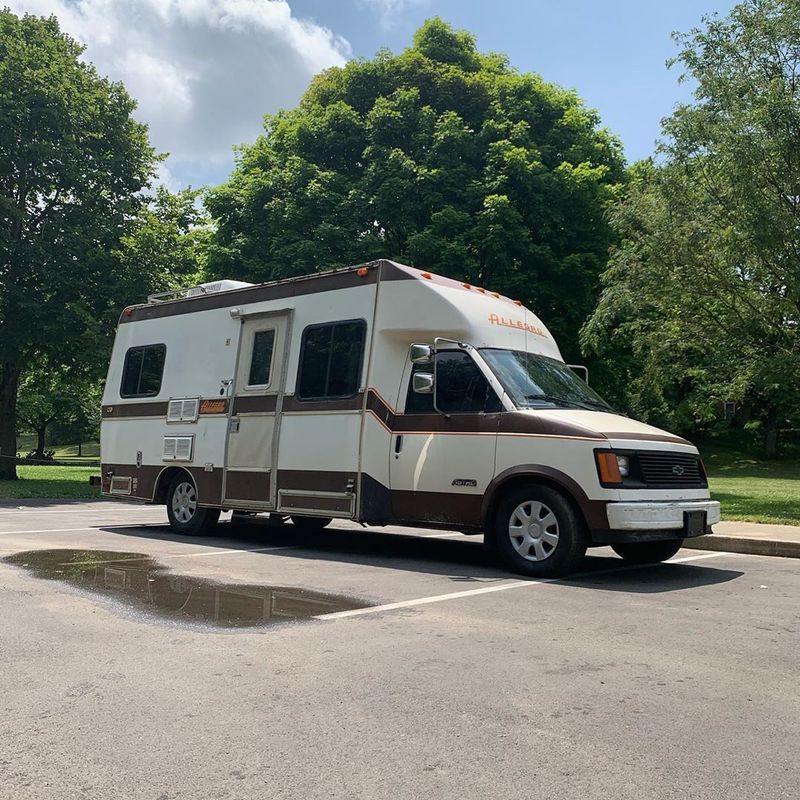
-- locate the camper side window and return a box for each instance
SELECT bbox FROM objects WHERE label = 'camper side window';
[405,351,501,415]
[297,320,366,400]
[247,329,276,387]
[120,344,166,398]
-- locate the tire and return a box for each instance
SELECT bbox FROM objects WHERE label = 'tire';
[490,484,587,577]
[290,515,332,533]
[166,474,220,535]
[611,540,682,564]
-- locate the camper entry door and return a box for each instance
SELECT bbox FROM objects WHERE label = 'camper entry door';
[223,310,291,507]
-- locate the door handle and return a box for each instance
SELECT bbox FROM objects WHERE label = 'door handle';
[394,435,403,457]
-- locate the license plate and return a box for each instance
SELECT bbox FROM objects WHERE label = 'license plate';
[683,510,707,537]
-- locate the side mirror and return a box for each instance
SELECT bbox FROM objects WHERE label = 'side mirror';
[568,364,589,384]
[412,372,434,394]
[409,343,433,364]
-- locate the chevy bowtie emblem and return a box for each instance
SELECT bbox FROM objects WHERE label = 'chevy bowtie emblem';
[672,465,685,476]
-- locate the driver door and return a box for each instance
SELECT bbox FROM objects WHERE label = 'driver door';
[388,350,501,528]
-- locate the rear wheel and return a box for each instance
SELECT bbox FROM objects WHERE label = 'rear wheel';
[290,515,332,533]
[166,475,220,535]
[611,540,682,564]
[490,484,587,577]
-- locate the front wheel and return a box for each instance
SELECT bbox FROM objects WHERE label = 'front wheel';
[166,475,220,535]
[490,484,587,577]
[611,540,682,564]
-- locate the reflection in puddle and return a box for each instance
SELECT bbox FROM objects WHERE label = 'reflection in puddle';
[4,549,369,629]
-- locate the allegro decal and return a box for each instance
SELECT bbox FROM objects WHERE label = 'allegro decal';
[488,313,545,337]
[199,399,228,415]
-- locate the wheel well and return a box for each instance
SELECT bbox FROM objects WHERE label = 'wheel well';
[484,475,588,533]
[155,467,193,505]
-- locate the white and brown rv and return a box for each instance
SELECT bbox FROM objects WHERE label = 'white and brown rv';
[100,260,720,576]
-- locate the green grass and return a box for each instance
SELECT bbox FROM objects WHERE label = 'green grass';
[15,437,99,462]
[704,446,800,525]
[0,465,100,500]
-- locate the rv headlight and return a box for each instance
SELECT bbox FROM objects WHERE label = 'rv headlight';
[616,455,630,477]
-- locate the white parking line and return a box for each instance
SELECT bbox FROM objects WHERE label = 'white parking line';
[0,524,164,536]
[314,551,733,621]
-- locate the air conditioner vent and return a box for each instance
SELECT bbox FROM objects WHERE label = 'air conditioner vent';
[167,398,199,423]
[163,435,193,462]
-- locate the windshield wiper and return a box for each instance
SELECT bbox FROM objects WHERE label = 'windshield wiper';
[523,394,603,411]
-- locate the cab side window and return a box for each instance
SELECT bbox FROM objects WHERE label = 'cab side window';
[405,351,501,415]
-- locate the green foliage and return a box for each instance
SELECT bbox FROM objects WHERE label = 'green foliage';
[0,9,158,477]
[206,18,624,361]
[583,0,800,455]
[116,186,212,300]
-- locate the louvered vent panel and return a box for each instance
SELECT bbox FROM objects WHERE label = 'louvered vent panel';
[167,400,183,422]
[162,437,177,460]
[174,437,193,461]
[181,398,199,421]
[166,398,199,422]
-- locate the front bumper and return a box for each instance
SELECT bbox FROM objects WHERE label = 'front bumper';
[606,499,720,531]
[590,499,720,545]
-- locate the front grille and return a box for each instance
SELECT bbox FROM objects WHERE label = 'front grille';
[637,452,707,488]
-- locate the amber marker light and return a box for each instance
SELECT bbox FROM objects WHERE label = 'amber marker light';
[595,451,623,485]
[357,267,369,277]
[514,300,523,306]
[421,272,432,279]
[477,287,486,293]
[463,283,472,289]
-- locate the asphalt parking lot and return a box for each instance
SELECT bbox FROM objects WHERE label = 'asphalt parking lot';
[1,501,798,800]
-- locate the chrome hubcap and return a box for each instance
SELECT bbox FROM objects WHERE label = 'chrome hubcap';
[172,481,197,524]
[508,500,560,562]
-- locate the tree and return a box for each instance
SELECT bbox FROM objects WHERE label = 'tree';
[206,18,624,362]
[0,10,157,479]
[16,365,99,459]
[583,0,800,456]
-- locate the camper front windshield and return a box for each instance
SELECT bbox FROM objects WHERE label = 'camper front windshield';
[480,349,614,412]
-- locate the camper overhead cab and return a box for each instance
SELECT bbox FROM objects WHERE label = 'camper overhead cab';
[100,260,720,577]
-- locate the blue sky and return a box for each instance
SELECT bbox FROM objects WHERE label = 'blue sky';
[292,0,736,162]
[12,0,735,188]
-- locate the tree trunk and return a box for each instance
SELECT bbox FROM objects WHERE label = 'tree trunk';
[764,407,779,459]
[0,363,20,480]
[34,425,47,459]
[77,440,82,457]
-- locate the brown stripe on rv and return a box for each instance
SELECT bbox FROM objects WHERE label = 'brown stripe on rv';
[603,431,692,445]
[102,401,169,418]
[118,260,416,324]
[232,395,278,414]
[101,463,224,505]
[225,470,271,501]
[277,469,357,494]
[281,394,364,413]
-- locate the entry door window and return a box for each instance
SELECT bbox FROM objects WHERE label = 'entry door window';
[247,329,276,388]
[405,351,501,414]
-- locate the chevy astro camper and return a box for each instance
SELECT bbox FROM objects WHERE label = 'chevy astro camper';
[100,261,720,577]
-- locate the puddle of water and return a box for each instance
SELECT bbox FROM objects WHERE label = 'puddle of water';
[4,549,369,629]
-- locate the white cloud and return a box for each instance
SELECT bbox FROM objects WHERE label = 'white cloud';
[358,0,430,29]
[8,0,351,187]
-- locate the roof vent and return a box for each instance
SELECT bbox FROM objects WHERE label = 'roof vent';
[147,279,254,304]
[185,280,253,297]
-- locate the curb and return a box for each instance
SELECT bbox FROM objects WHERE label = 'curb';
[683,535,800,559]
